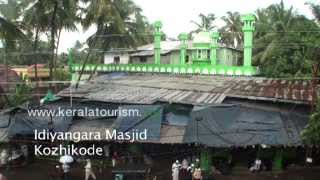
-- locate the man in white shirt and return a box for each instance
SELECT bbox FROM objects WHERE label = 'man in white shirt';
[62,162,71,180]
[85,159,96,180]
[250,159,262,172]
[172,160,180,180]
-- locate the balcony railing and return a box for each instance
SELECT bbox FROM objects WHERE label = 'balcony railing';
[71,63,259,76]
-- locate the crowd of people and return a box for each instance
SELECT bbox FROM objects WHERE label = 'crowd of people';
[50,145,153,180]
[56,155,97,180]
[171,158,202,180]
[0,144,29,167]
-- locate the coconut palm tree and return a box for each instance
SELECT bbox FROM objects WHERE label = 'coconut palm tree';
[0,0,26,51]
[307,2,320,22]
[0,0,22,21]
[0,15,25,98]
[52,0,79,77]
[22,0,49,82]
[0,17,25,48]
[23,0,80,83]
[306,2,320,109]
[220,11,243,48]
[190,13,216,33]
[252,1,319,77]
[82,0,152,51]
[253,1,296,64]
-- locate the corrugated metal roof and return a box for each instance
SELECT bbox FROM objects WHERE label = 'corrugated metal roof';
[137,41,181,51]
[60,104,309,147]
[184,105,309,147]
[160,125,186,144]
[130,50,172,57]
[58,74,314,105]
[68,119,115,141]
[59,83,226,105]
[0,100,308,146]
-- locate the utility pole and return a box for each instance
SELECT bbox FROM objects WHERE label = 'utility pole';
[3,41,8,93]
[311,62,319,112]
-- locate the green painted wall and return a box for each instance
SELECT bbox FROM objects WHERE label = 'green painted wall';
[129,48,240,66]
[217,48,241,66]
[170,51,182,64]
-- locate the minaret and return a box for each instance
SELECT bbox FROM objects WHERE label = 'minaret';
[178,33,188,65]
[153,21,163,65]
[210,32,219,65]
[241,14,255,67]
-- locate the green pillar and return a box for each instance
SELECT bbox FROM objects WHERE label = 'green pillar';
[67,50,74,79]
[153,21,163,65]
[273,149,283,170]
[42,90,59,103]
[200,148,212,173]
[67,49,73,71]
[178,33,188,65]
[210,32,219,65]
[241,14,255,67]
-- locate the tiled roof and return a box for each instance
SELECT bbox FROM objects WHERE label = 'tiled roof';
[58,74,315,105]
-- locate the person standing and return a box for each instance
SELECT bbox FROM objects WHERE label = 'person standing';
[172,160,180,180]
[112,152,120,167]
[179,159,192,180]
[85,159,96,180]
[249,159,262,172]
[192,168,202,180]
[0,150,8,167]
[62,162,71,180]
[0,173,7,180]
[20,145,28,160]
[59,155,74,180]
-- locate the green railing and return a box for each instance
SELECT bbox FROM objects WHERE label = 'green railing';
[71,63,259,76]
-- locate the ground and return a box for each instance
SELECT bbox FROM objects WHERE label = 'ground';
[2,159,320,180]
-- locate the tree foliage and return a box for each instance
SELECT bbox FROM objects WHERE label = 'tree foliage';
[302,99,320,144]
[251,1,320,77]
[220,11,243,48]
[0,0,319,78]
[190,13,216,35]
[82,0,153,50]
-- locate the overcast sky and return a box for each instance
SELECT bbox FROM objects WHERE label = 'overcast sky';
[58,0,319,53]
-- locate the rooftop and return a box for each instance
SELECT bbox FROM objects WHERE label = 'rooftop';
[59,73,314,105]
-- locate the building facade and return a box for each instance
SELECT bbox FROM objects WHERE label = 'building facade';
[70,14,258,76]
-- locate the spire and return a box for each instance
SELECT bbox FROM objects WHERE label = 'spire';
[241,14,255,67]
[153,21,163,65]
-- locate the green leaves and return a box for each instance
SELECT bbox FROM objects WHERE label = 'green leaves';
[191,13,216,34]
[302,99,320,145]
[220,11,243,49]
[307,2,320,23]
[253,1,320,77]
[82,0,152,50]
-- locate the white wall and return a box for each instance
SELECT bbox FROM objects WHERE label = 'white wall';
[104,53,130,64]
